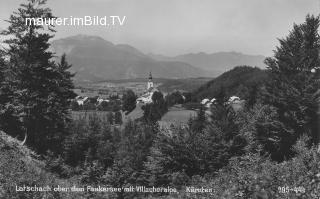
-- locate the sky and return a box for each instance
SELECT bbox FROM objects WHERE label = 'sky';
[0,0,319,56]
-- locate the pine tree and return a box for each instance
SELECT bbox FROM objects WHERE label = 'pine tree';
[104,121,157,199]
[122,89,136,114]
[114,111,123,125]
[0,51,22,136]
[144,124,231,187]
[210,103,239,141]
[189,105,207,133]
[245,84,259,109]
[107,112,114,125]
[1,0,75,154]
[261,15,320,160]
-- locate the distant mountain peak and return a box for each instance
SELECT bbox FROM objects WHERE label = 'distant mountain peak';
[51,35,207,82]
[68,34,105,41]
[53,34,114,47]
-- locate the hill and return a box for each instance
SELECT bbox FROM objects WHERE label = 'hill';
[149,51,267,77]
[0,131,86,198]
[193,66,269,100]
[51,35,209,82]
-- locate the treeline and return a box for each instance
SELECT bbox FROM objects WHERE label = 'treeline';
[71,98,122,112]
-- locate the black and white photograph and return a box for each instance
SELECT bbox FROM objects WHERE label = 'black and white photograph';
[0,0,319,198]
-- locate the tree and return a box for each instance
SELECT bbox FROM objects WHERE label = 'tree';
[152,91,168,116]
[55,53,77,117]
[62,114,116,171]
[1,0,75,154]
[210,103,239,141]
[83,102,96,111]
[122,89,137,114]
[142,91,168,123]
[109,100,121,112]
[70,100,80,111]
[188,105,207,133]
[261,15,320,160]
[97,101,109,111]
[245,84,259,109]
[215,86,228,105]
[165,91,184,107]
[114,111,123,125]
[144,125,231,188]
[182,92,192,103]
[197,136,320,199]
[0,51,20,135]
[107,112,114,125]
[104,121,157,199]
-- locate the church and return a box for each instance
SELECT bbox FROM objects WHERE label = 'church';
[136,72,158,104]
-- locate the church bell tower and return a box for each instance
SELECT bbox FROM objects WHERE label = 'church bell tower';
[147,72,153,90]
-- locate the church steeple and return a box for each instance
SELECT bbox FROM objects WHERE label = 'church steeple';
[147,72,153,90]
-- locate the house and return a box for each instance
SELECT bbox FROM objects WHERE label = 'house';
[228,96,240,104]
[200,96,242,110]
[201,97,217,108]
[205,98,217,108]
[210,98,216,103]
[201,98,210,105]
[97,97,110,105]
[76,96,89,106]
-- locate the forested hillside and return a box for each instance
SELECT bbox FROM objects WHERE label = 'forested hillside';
[193,66,269,100]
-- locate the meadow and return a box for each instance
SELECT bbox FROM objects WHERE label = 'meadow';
[159,106,197,127]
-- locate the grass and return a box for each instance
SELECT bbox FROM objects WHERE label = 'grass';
[123,104,144,122]
[159,106,196,127]
[0,131,88,199]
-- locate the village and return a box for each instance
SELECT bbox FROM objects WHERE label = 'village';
[70,72,244,128]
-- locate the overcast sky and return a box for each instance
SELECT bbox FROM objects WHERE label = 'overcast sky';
[0,0,319,56]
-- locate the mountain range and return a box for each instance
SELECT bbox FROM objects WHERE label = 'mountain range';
[51,35,267,82]
[149,51,266,75]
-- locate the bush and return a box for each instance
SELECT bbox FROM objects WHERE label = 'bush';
[0,131,86,199]
[144,125,231,188]
[188,136,320,199]
[165,91,185,107]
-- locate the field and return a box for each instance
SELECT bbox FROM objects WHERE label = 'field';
[74,77,212,98]
[159,105,197,127]
[124,104,144,122]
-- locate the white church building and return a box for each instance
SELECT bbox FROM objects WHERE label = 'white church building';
[136,72,158,104]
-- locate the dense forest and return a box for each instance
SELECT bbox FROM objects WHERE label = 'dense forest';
[0,0,319,199]
[193,66,269,101]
